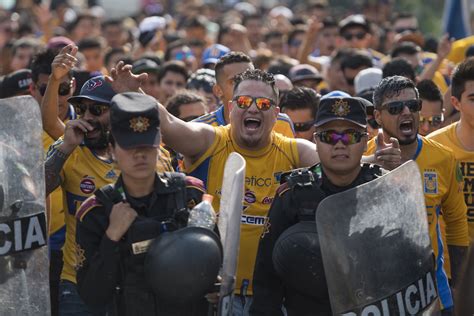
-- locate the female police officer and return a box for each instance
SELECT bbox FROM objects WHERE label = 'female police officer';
[250,96,385,315]
[75,92,216,315]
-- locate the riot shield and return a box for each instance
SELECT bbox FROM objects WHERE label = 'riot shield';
[316,161,440,316]
[217,152,246,316]
[0,96,50,315]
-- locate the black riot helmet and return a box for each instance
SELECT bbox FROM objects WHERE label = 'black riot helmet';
[272,221,328,300]
[144,226,223,303]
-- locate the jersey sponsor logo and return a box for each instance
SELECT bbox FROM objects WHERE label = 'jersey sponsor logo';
[244,190,256,204]
[245,176,272,187]
[341,271,437,316]
[241,214,266,225]
[262,196,274,205]
[460,162,474,223]
[423,171,438,194]
[80,177,96,194]
[0,212,47,256]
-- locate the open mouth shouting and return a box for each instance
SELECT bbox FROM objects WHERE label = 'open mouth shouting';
[244,117,262,131]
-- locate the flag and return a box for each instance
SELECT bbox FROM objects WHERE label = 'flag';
[442,0,471,40]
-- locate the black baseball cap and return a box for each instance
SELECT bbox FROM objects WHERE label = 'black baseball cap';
[110,92,160,149]
[0,69,32,98]
[68,76,115,106]
[132,58,160,74]
[339,14,370,34]
[315,97,368,128]
[289,64,323,84]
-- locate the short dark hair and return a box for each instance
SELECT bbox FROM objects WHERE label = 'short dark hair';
[242,14,261,27]
[101,19,123,30]
[157,61,189,83]
[279,87,320,118]
[104,48,132,67]
[233,69,278,101]
[373,75,419,109]
[391,12,416,25]
[12,38,42,57]
[264,30,284,42]
[78,37,104,51]
[267,56,299,77]
[287,26,306,46]
[214,52,252,82]
[183,15,207,29]
[451,58,474,100]
[382,58,416,82]
[30,49,72,83]
[391,42,421,58]
[166,90,205,118]
[164,39,188,61]
[322,17,338,29]
[340,51,373,71]
[416,79,443,108]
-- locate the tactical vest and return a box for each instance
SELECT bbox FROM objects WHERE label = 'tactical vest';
[95,172,205,316]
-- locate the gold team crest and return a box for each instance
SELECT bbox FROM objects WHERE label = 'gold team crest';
[332,99,350,116]
[129,116,150,132]
[423,171,438,194]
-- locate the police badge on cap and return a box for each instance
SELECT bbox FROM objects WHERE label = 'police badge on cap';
[110,92,160,149]
[315,97,370,128]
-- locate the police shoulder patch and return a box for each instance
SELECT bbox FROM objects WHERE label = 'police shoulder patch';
[277,182,290,196]
[76,195,102,222]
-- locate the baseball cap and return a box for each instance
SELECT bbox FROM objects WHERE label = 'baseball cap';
[139,16,166,47]
[202,44,230,66]
[354,67,382,95]
[0,69,32,98]
[339,14,370,34]
[110,92,160,149]
[132,58,160,74]
[315,97,368,128]
[288,64,322,84]
[269,6,293,20]
[68,76,115,106]
[47,36,75,50]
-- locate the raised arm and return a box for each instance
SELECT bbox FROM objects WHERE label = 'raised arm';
[41,44,78,140]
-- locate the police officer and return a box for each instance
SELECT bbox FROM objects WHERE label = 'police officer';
[75,92,216,316]
[250,96,385,316]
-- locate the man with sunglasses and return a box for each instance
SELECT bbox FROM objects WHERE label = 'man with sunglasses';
[31,47,77,316]
[367,75,469,315]
[279,86,320,142]
[250,96,380,315]
[417,79,445,136]
[338,14,385,68]
[149,69,318,314]
[429,59,474,244]
[193,52,295,138]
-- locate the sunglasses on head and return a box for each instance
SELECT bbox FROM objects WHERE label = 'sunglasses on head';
[380,99,422,115]
[314,129,368,145]
[342,32,366,41]
[38,81,72,97]
[173,50,194,61]
[74,103,109,116]
[233,95,275,111]
[419,114,443,127]
[293,120,316,132]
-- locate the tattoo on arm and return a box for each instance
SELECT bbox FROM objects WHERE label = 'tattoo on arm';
[45,149,69,196]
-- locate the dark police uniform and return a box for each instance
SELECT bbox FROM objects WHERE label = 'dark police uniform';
[250,96,385,316]
[74,92,209,316]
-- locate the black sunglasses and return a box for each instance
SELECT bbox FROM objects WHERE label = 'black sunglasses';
[74,103,110,116]
[38,81,72,97]
[380,99,422,115]
[395,27,418,34]
[342,32,366,41]
[419,114,443,127]
[293,120,316,132]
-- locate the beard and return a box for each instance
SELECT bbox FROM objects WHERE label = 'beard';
[84,121,109,150]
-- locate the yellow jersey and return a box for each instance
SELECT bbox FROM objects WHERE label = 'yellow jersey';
[428,122,474,242]
[46,139,173,283]
[193,105,295,138]
[447,35,474,64]
[186,125,299,295]
[366,135,468,308]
